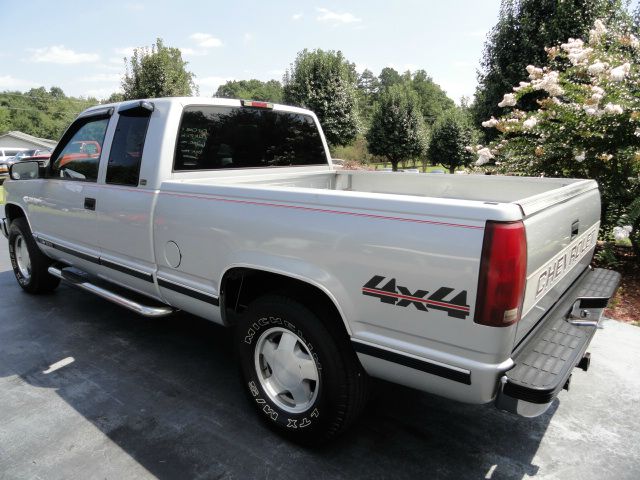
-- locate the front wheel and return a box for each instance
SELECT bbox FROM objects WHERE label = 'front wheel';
[235,295,369,445]
[8,217,60,293]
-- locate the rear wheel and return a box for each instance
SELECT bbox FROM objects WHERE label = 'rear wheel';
[8,218,60,293]
[235,294,369,445]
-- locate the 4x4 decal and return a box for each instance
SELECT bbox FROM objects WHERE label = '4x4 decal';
[362,275,470,319]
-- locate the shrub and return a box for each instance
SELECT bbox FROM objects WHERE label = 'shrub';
[473,19,640,252]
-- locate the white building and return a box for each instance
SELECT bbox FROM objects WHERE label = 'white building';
[0,131,57,150]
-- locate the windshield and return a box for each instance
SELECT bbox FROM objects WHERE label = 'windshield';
[174,106,327,170]
[14,149,51,159]
[15,150,37,159]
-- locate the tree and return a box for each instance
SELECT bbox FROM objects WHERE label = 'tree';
[357,69,380,98]
[473,0,631,137]
[283,49,359,147]
[410,70,456,126]
[215,79,283,102]
[378,67,402,90]
[376,67,455,127]
[104,92,125,104]
[473,19,640,251]
[122,38,197,100]
[49,87,65,100]
[355,69,380,126]
[0,88,97,140]
[428,114,474,173]
[366,85,428,171]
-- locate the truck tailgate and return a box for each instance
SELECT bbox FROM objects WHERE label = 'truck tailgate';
[515,182,601,345]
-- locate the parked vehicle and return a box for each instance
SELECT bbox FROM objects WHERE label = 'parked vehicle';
[54,141,100,169]
[1,98,620,444]
[0,148,52,184]
[0,147,28,162]
[12,148,53,161]
[0,148,28,182]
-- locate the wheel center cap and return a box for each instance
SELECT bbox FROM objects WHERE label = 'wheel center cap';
[272,351,301,389]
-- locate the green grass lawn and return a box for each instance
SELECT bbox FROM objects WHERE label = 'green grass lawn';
[368,162,462,173]
[0,185,4,205]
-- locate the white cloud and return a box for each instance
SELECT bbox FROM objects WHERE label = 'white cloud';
[114,47,136,57]
[267,69,284,77]
[198,75,234,93]
[0,75,37,89]
[386,62,419,73]
[85,87,119,100]
[198,76,233,87]
[180,47,208,57]
[125,3,144,11]
[316,7,361,24]
[435,78,474,104]
[452,61,475,69]
[80,73,122,82]
[97,63,124,72]
[292,13,303,20]
[108,56,126,65]
[28,45,99,64]
[464,29,488,38]
[190,33,223,48]
[243,32,254,44]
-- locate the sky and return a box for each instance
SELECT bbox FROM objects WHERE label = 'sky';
[0,0,622,104]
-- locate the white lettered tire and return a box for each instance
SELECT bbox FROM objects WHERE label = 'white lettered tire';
[236,294,368,445]
[8,218,60,294]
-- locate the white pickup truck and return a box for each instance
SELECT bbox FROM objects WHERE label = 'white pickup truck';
[1,98,620,444]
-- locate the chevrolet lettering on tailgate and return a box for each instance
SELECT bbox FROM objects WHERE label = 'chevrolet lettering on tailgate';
[535,224,598,298]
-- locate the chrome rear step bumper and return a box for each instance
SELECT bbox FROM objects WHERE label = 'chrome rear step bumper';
[496,267,621,417]
[48,265,174,318]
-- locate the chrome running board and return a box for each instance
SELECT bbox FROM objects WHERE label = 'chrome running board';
[48,265,174,318]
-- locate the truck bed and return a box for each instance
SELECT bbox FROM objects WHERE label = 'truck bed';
[174,167,600,347]
[187,168,595,216]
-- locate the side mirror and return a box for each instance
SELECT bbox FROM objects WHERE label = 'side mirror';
[9,160,43,180]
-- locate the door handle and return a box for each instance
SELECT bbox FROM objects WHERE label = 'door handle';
[84,197,96,211]
[571,220,579,239]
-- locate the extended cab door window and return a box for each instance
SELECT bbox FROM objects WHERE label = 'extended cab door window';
[50,115,110,182]
[106,104,152,186]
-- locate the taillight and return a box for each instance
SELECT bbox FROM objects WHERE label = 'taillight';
[474,221,527,327]
[241,100,274,109]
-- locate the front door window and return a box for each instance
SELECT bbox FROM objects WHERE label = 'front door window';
[50,117,109,182]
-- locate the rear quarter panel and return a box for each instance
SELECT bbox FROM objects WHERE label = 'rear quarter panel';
[153,184,523,369]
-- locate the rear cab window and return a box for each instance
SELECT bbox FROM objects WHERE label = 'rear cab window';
[174,105,326,171]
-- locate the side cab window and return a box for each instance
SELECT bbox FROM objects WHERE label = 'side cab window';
[106,101,153,186]
[50,113,111,182]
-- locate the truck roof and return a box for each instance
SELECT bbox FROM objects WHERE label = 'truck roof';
[81,97,316,118]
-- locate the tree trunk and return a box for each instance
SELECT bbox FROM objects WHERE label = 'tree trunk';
[449,165,455,174]
[391,159,399,172]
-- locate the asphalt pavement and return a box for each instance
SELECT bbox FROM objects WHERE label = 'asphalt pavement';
[0,238,639,480]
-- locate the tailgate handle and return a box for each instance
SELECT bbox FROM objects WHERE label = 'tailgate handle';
[571,220,579,239]
[578,297,609,309]
[566,297,609,326]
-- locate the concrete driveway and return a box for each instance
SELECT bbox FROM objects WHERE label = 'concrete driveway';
[0,238,638,480]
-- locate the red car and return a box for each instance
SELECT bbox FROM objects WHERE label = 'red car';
[56,141,101,168]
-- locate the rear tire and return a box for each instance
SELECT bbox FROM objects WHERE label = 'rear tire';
[8,218,60,293]
[235,294,369,445]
